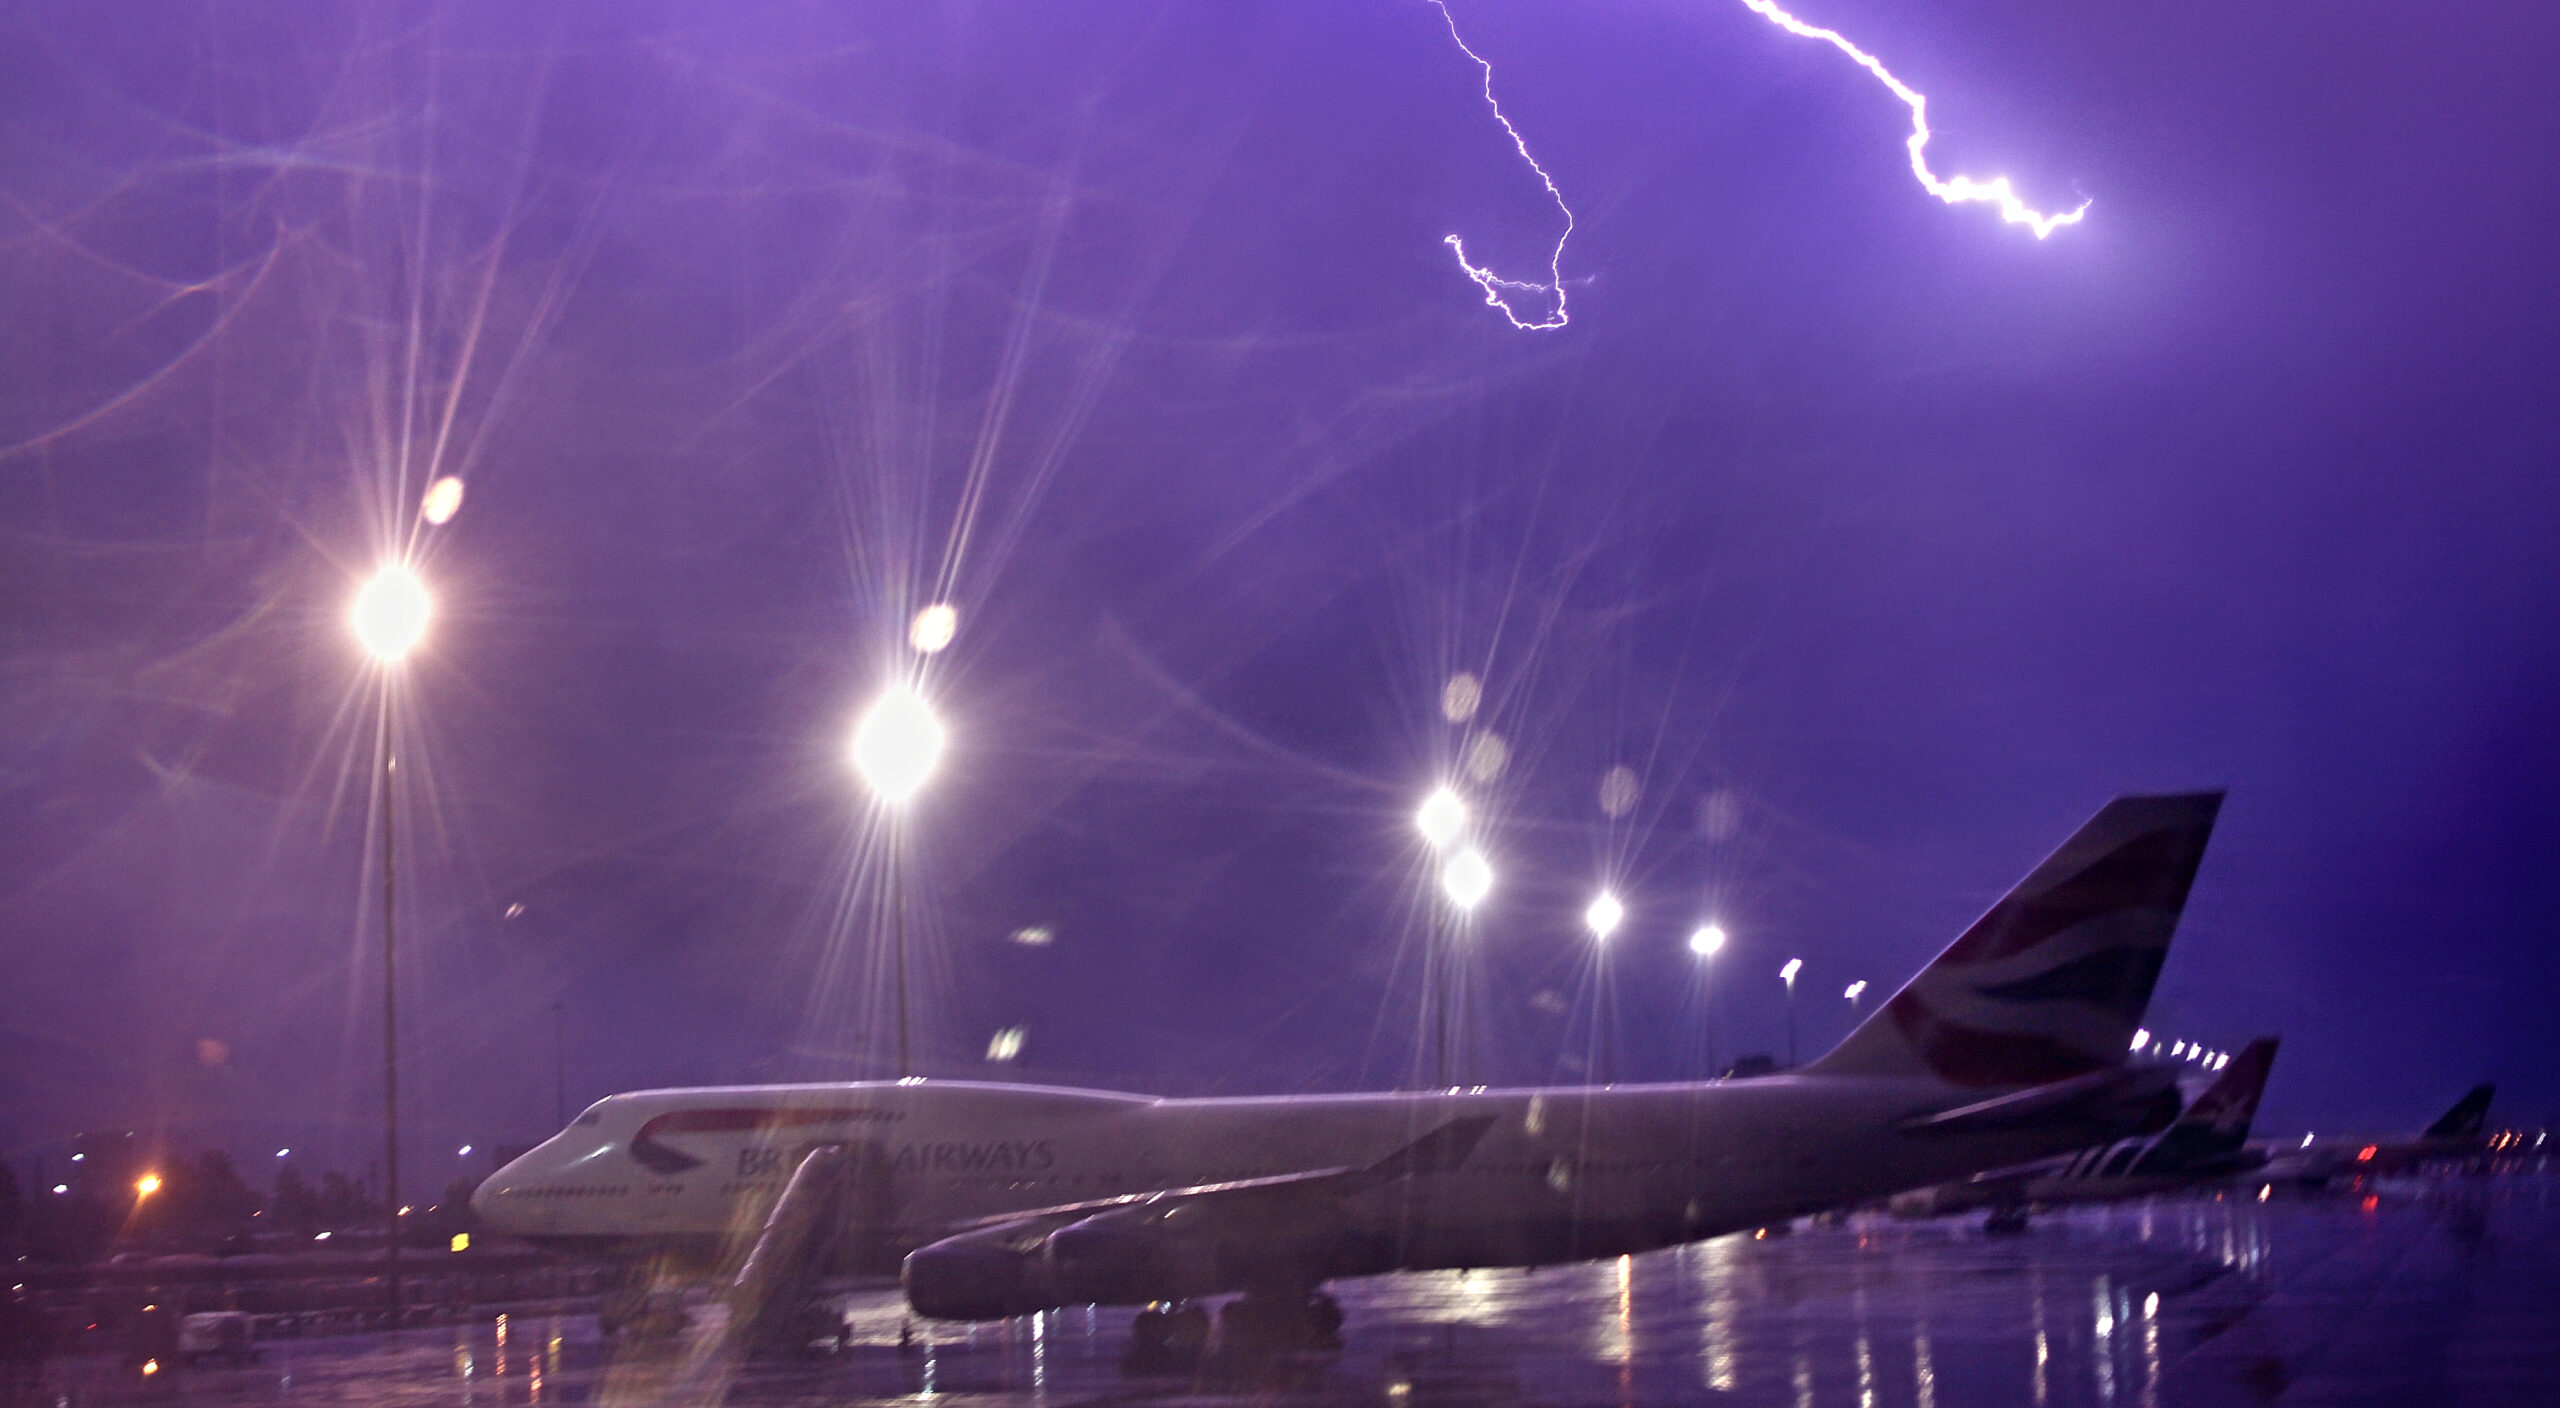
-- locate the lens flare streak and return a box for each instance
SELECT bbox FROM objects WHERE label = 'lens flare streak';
[1429,0,2087,331]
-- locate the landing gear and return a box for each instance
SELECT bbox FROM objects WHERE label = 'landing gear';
[597,1263,689,1343]
[775,1299,848,1356]
[1216,1290,1343,1355]
[1122,1301,1211,1375]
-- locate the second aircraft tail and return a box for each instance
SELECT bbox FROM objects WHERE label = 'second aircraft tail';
[2423,1083,2496,1140]
[2129,1035,2280,1176]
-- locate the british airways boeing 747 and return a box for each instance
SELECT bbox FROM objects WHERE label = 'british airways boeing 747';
[474,792,2223,1353]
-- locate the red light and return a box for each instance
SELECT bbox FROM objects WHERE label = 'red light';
[2357,1145,2378,1163]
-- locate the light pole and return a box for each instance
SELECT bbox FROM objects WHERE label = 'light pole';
[850,683,946,1079]
[1689,923,1727,1078]
[1584,890,1625,1084]
[351,562,430,1327]
[1415,787,1469,1088]
[550,1001,567,1129]
[1437,845,1493,1087]
[1779,957,1803,1068]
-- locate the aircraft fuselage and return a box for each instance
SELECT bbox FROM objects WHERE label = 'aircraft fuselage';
[475,1073,2156,1281]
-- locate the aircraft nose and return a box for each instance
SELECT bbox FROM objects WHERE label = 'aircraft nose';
[469,1172,509,1228]
[471,1153,545,1235]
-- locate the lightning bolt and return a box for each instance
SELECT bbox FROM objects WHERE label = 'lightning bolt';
[1733,0,2090,239]
[1429,0,1575,331]
[1431,0,2090,330]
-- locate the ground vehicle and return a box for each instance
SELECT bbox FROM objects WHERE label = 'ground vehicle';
[178,1312,257,1367]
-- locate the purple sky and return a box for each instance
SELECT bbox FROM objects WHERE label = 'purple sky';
[4,0,2554,1192]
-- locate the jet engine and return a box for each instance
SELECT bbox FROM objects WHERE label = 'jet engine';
[901,1221,1059,1321]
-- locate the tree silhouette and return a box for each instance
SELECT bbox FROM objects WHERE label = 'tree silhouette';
[271,1168,320,1235]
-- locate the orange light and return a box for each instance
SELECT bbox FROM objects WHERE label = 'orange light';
[134,1174,162,1198]
[2356,1145,2378,1163]
[141,1359,159,1377]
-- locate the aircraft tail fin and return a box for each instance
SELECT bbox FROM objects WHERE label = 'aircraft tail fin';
[2423,1083,2495,1139]
[2130,1036,2279,1175]
[1803,792,2223,1088]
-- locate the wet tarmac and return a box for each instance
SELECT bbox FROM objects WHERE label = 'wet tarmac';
[29,1174,2557,1406]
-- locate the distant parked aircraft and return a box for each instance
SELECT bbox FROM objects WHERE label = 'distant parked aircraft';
[1890,1035,2279,1229]
[2255,1082,2496,1185]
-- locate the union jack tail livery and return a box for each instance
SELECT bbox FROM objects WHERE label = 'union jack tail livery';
[1807,792,2224,1088]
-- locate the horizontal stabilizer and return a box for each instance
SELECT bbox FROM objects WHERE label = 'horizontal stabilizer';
[1901,1064,2182,1137]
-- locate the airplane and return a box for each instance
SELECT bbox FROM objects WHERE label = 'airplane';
[1888,1035,2281,1229]
[2253,1082,2497,1185]
[473,791,2223,1356]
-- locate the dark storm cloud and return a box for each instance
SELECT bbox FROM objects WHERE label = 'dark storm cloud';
[3,0,2554,1183]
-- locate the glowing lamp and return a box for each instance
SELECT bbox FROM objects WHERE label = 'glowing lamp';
[350,564,432,662]
[1440,846,1494,911]
[1779,958,1802,987]
[134,1174,161,1199]
[1583,891,1625,942]
[1689,923,1727,958]
[1416,786,1467,849]
[850,685,947,805]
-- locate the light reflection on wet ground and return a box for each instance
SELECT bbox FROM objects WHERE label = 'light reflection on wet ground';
[40,1174,2557,1406]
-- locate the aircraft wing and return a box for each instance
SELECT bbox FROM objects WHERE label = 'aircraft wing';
[942,1112,1495,1236]
[904,1115,1496,1318]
